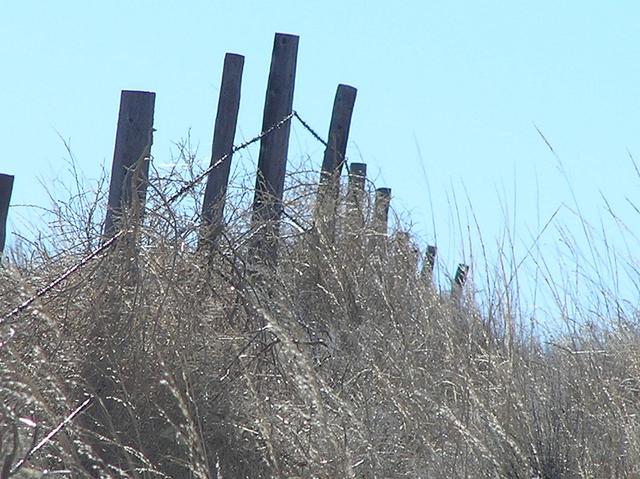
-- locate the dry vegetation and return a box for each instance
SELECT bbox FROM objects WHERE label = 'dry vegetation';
[1,155,640,478]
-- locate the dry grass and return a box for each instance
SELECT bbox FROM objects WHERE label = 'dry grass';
[1,158,640,478]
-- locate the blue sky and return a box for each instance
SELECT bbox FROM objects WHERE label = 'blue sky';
[2,2,640,323]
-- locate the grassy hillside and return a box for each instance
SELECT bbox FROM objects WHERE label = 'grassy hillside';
[1,164,639,478]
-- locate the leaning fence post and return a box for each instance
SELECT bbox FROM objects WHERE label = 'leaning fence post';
[199,53,245,248]
[0,173,14,255]
[315,84,357,240]
[102,90,156,242]
[250,33,299,264]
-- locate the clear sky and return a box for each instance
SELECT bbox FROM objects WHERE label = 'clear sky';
[2,2,640,323]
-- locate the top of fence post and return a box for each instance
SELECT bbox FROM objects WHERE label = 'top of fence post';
[102,90,156,243]
[347,163,367,193]
[0,173,14,256]
[319,84,357,179]
[250,33,299,264]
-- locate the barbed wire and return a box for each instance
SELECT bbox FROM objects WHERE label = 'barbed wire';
[293,111,351,174]
[1,109,351,325]
[165,111,295,205]
[10,395,93,475]
[2,232,123,323]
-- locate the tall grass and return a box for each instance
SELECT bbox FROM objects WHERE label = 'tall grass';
[1,152,640,478]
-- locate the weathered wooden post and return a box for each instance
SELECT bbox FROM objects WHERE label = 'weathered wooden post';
[452,263,470,299]
[199,53,244,248]
[368,187,391,255]
[0,173,14,255]
[87,93,155,452]
[347,163,367,198]
[372,187,391,234]
[315,84,357,240]
[250,33,298,263]
[102,90,156,242]
[345,162,367,233]
[421,245,437,282]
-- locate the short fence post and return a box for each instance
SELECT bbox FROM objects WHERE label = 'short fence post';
[0,174,14,255]
[199,53,245,248]
[421,245,437,283]
[102,90,156,242]
[372,187,392,235]
[347,163,367,197]
[345,163,367,233]
[368,187,391,254]
[315,84,357,240]
[452,263,469,300]
[250,33,299,264]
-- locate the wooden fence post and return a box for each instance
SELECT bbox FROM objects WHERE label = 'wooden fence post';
[250,33,299,263]
[199,53,244,248]
[421,245,437,282]
[315,84,357,240]
[368,187,391,255]
[372,187,391,235]
[102,90,156,242]
[346,162,367,231]
[0,174,14,255]
[347,163,367,196]
[344,162,367,244]
[452,263,470,299]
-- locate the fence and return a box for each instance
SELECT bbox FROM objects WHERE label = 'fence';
[0,32,470,323]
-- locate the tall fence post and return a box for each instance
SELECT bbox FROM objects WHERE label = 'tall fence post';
[250,33,299,264]
[102,90,156,242]
[0,174,14,255]
[199,53,245,248]
[315,84,357,240]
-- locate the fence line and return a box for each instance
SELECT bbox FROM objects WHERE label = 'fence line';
[1,32,470,325]
[0,35,470,472]
[1,106,469,324]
